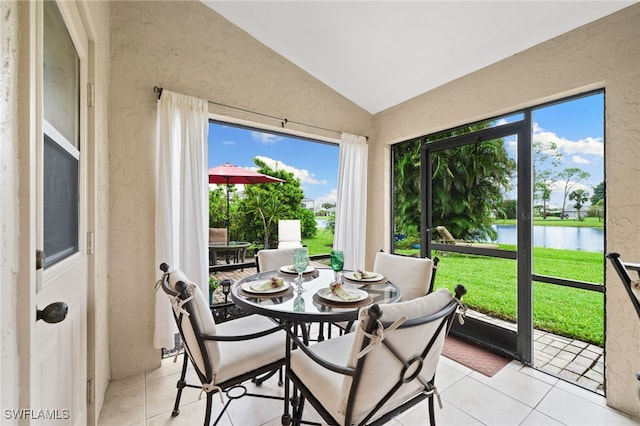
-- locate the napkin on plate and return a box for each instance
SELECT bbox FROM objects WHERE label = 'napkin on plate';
[250,277,285,292]
[354,270,377,280]
[329,283,360,301]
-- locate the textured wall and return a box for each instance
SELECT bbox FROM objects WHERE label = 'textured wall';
[0,0,20,415]
[108,0,370,378]
[370,4,640,415]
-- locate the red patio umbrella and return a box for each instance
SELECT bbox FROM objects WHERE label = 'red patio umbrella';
[208,163,285,244]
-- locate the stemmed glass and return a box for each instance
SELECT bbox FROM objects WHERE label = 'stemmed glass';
[330,249,344,284]
[293,248,309,293]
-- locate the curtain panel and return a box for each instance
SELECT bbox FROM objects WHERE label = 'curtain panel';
[154,90,209,349]
[334,133,368,270]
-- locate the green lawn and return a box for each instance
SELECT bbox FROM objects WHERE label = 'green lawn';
[495,217,604,228]
[432,247,604,346]
[304,227,605,346]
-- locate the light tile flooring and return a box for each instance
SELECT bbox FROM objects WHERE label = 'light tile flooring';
[98,351,638,426]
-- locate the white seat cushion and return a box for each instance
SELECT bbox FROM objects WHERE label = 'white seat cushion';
[215,315,285,384]
[373,252,433,301]
[290,289,454,424]
[289,333,355,423]
[257,248,297,272]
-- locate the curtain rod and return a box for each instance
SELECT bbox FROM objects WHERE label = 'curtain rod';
[153,86,367,140]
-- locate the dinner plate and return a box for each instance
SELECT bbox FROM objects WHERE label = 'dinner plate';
[344,271,384,282]
[279,265,315,275]
[242,280,290,294]
[316,287,368,303]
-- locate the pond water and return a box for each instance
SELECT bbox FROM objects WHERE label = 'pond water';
[493,224,604,252]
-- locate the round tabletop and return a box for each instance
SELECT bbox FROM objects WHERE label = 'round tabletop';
[231,267,402,322]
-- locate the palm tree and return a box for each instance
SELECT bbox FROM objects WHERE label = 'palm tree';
[569,188,590,220]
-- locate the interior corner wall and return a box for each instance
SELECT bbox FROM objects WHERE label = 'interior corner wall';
[369,4,640,416]
[81,1,112,424]
[107,0,370,379]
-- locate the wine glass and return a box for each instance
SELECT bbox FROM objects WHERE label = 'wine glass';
[293,248,309,293]
[330,249,344,283]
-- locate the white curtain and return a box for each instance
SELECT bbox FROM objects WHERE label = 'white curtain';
[154,90,209,349]
[334,133,368,270]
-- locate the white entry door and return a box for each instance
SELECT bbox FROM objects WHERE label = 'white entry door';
[32,2,89,424]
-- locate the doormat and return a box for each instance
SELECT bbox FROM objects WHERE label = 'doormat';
[442,336,510,377]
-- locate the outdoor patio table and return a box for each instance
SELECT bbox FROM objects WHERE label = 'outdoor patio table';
[209,241,250,265]
[231,267,401,425]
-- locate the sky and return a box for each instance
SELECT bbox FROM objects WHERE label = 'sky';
[208,123,339,208]
[208,92,604,211]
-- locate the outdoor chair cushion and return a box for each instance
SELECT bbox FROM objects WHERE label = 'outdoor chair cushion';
[373,252,434,301]
[168,268,284,384]
[290,288,454,424]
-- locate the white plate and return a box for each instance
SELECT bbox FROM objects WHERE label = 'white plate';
[344,271,384,282]
[280,264,315,274]
[316,287,368,303]
[242,280,289,294]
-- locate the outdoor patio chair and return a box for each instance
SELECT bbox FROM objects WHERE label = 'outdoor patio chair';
[278,219,303,248]
[435,226,498,249]
[606,252,640,404]
[332,252,440,336]
[157,263,285,425]
[284,285,467,425]
[256,248,298,272]
[373,251,440,300]
[607,252,640,319]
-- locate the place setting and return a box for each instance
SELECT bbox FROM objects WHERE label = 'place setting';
[238,275,293,298]
[311,249,373,308]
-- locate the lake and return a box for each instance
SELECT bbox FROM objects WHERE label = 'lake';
[493,224,604,252]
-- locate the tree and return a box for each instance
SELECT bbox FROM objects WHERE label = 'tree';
[534,169,555,219]
[532,140,561,219]
[431,139,515,241]
[322,202,335,210]
[234,158,317,247]
[590,181,604,205]
[393,125,515,243]
[557,168,590,218]
[569,188,590,220]
[208,187,228,228]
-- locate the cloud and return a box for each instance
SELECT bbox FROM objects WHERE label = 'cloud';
[533,123,603,157]
[250,131,283,145]
[255,155,328,185]
[314,189,338,208]
[571,155,590,164]
[222,140,235,145]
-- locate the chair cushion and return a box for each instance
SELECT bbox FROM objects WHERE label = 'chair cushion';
[289,333,355,423]
[209,228,227,243]
[215,315,285,384]
[257,248,297,272]
[342,289,454,422]
[169,269,221,374]
[373,252,433,301]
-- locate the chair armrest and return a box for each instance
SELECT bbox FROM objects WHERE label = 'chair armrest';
[286,327,355,377]
[202,323,284,342]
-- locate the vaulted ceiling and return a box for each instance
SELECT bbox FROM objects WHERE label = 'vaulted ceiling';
[204,1,635,114]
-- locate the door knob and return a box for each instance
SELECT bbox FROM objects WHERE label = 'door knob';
[36,302,68,324]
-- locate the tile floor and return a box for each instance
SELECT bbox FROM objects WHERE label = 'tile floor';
[100,262,635,425]
[97,349,638,426]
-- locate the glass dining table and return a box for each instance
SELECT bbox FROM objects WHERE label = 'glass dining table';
[231,267,402,425]
[230,267,402,324]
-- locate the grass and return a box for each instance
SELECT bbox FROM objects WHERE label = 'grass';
[303,227,334,255]
[305,226,605,346]
[433,246,604,346]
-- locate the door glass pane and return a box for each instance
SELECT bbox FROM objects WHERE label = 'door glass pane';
[44,0,79,149]
[43,1,80,267]
[430,137,517,328]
